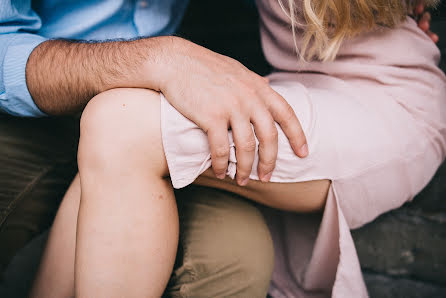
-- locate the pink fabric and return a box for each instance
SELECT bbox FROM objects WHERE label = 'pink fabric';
[160,1,446,297]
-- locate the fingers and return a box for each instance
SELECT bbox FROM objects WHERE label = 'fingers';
[207,123,230,179]
[230,116,256,186]
[415,3,425,16]
[251,107,279,182]
[164,42,306,186]
[428,31,439,43]
[416,11,438,43]
[418,11,431,32]
[263,88,308,158]
[205,78,307,186]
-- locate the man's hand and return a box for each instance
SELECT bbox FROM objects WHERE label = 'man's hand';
[414,1,439,43]
[154,38,308,185]
[27,36,308,186]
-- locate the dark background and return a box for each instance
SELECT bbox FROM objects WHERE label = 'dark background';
[178,0,446,73]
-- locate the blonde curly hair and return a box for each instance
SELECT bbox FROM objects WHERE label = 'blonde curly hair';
[279,0,440,61]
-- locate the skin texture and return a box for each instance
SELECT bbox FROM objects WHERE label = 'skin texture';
[29,3,438,297]
[26,36,308,186]
[30,88,328,298]
[24,2,436,185]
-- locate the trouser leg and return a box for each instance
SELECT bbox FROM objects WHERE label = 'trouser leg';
[166,185,275,298]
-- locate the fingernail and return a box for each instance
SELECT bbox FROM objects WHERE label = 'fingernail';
[217,173,225,180]
[299,143,308,156]
[240,178,249,186]
[261,172,272,182]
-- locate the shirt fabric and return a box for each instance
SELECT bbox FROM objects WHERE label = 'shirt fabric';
[0,0,189,116]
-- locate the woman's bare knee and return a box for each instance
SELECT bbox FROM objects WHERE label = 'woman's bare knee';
[78,88,167,177]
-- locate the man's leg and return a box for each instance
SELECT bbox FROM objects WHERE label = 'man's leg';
[0,115,78,276]
[167,185,274,298]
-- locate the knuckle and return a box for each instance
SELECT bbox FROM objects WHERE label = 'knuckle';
[261,128,279,143]
[213,146,230,159]
[245,87,258,99]
[260,164,275,175]
[202,117,220,133]
[256,80,272,93]
[211,109,229,122]
[205,118,229,135]
[236,168,250,180]
[282,103,296,122]
[229,97,243,112]
[276,104,297,131]
[237,169,249,177]
[212,159,227,173]
[238,139,257,153]
[260,84,279,99]
[260,157,276,171]
[214,168,226,176]
[235,81,257,99]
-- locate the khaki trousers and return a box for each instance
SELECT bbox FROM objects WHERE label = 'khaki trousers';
[0,115,274,297]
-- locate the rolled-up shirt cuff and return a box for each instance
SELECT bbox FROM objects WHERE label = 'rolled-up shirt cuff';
[0,34,48,117]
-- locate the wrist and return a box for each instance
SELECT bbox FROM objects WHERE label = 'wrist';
[137,36,181,92]
[94,36,173,92]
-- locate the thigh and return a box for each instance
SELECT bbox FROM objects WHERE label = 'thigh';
[0,115,78,275]
[196,169,330,213]
[165,185,274,298]
[162,76,442,215]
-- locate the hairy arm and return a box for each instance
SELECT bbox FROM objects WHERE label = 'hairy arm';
[26,36,308,184]
[26,37,166,115]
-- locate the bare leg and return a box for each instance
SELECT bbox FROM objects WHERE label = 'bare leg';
[30,175,80,298]
[195,170,330,213]
[32,87,329,297]
[75,89,178,297]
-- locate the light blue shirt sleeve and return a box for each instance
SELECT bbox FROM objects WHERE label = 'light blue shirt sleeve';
[0,1,48,117]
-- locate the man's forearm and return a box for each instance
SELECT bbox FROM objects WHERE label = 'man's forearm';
[26,34,309,185]
[26,37,167,115]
